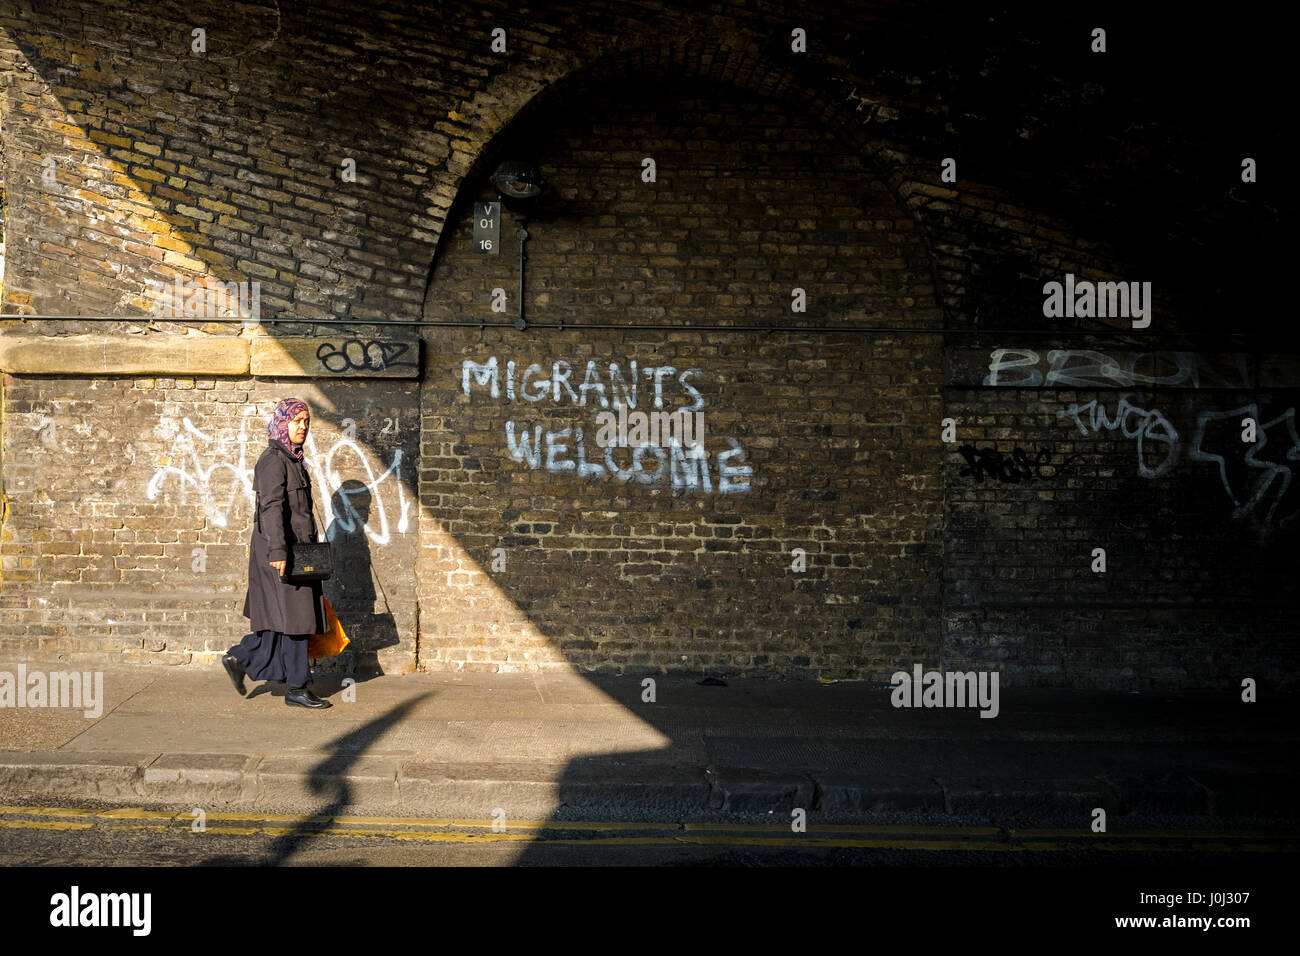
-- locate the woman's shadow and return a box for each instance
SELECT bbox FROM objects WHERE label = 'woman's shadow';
[311,480,401,678]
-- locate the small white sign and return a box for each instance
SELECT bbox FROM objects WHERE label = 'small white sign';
[473,201,500,255]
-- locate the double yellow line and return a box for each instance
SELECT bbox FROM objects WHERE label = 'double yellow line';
[1,804,1296,851]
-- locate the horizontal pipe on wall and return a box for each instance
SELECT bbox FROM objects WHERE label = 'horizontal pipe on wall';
[0,314,1264,340]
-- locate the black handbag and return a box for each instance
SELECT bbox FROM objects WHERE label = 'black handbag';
[286,540,333,583]
[255,490,333,582]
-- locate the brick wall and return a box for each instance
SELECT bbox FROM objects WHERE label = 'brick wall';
[5,1,1274,334]
[0,1,1293,686]
[414,75,943,675]
[944,345,1299,687]
[0,366,420,672]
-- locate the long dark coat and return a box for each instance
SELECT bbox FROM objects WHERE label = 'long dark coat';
[242,439,326,636]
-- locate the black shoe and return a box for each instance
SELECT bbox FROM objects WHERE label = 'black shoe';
[285,687,331,709]
[221,654,246,697]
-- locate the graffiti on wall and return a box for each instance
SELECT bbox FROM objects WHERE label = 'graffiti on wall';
[983,348,1253,389]
[317,339,418,374]
[1056,399,1180,478]
[144,406,412,543]
[144,412,253,527]
[460,356,754,494]
[956,445,1079,484]
[983,348,1299,533]
[1188,405,1300,531]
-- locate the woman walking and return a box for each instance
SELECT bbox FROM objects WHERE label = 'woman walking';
[222,397,332,709]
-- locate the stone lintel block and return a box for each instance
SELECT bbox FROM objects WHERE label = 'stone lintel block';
[251,335,420,378]
[0,333,249,375]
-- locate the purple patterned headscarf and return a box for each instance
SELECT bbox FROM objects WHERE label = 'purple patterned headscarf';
[268,398,309,463]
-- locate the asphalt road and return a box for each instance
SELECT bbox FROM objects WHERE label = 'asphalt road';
[2,795,1295,867]
[8,796,1291,942]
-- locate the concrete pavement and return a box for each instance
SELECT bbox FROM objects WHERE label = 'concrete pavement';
[1,662,1297,822]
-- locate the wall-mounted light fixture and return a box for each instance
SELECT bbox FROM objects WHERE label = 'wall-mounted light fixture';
[490,160,544,204]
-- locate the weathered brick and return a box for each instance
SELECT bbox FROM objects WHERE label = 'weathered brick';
[0,0,1288,690]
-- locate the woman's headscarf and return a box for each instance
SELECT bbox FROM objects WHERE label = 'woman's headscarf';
[268,397,309,464]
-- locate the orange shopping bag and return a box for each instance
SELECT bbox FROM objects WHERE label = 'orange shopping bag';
[308,597,350,658]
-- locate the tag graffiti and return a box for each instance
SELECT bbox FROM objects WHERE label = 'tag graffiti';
[956,444,1078,484]
[145,407,412,544]
[1056,399,1180,478]
[983,348,1252,389]
[1189,405,1300,533]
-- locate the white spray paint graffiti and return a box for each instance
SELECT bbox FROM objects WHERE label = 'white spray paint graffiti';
[1188,405,1300,532]
[1051,397,1299,533]
[985,349,1298,534]
[145,410,256,527]
[315,437,411,546]
[984,348,1252,389]
[1056,399,1180,478]
[464,355,753,494]
[144,408,411,544]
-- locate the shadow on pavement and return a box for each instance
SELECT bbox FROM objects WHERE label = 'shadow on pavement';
[198,694,432,867]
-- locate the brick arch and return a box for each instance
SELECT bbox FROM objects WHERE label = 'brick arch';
[423,30,940,316]
[413,40,950,677]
